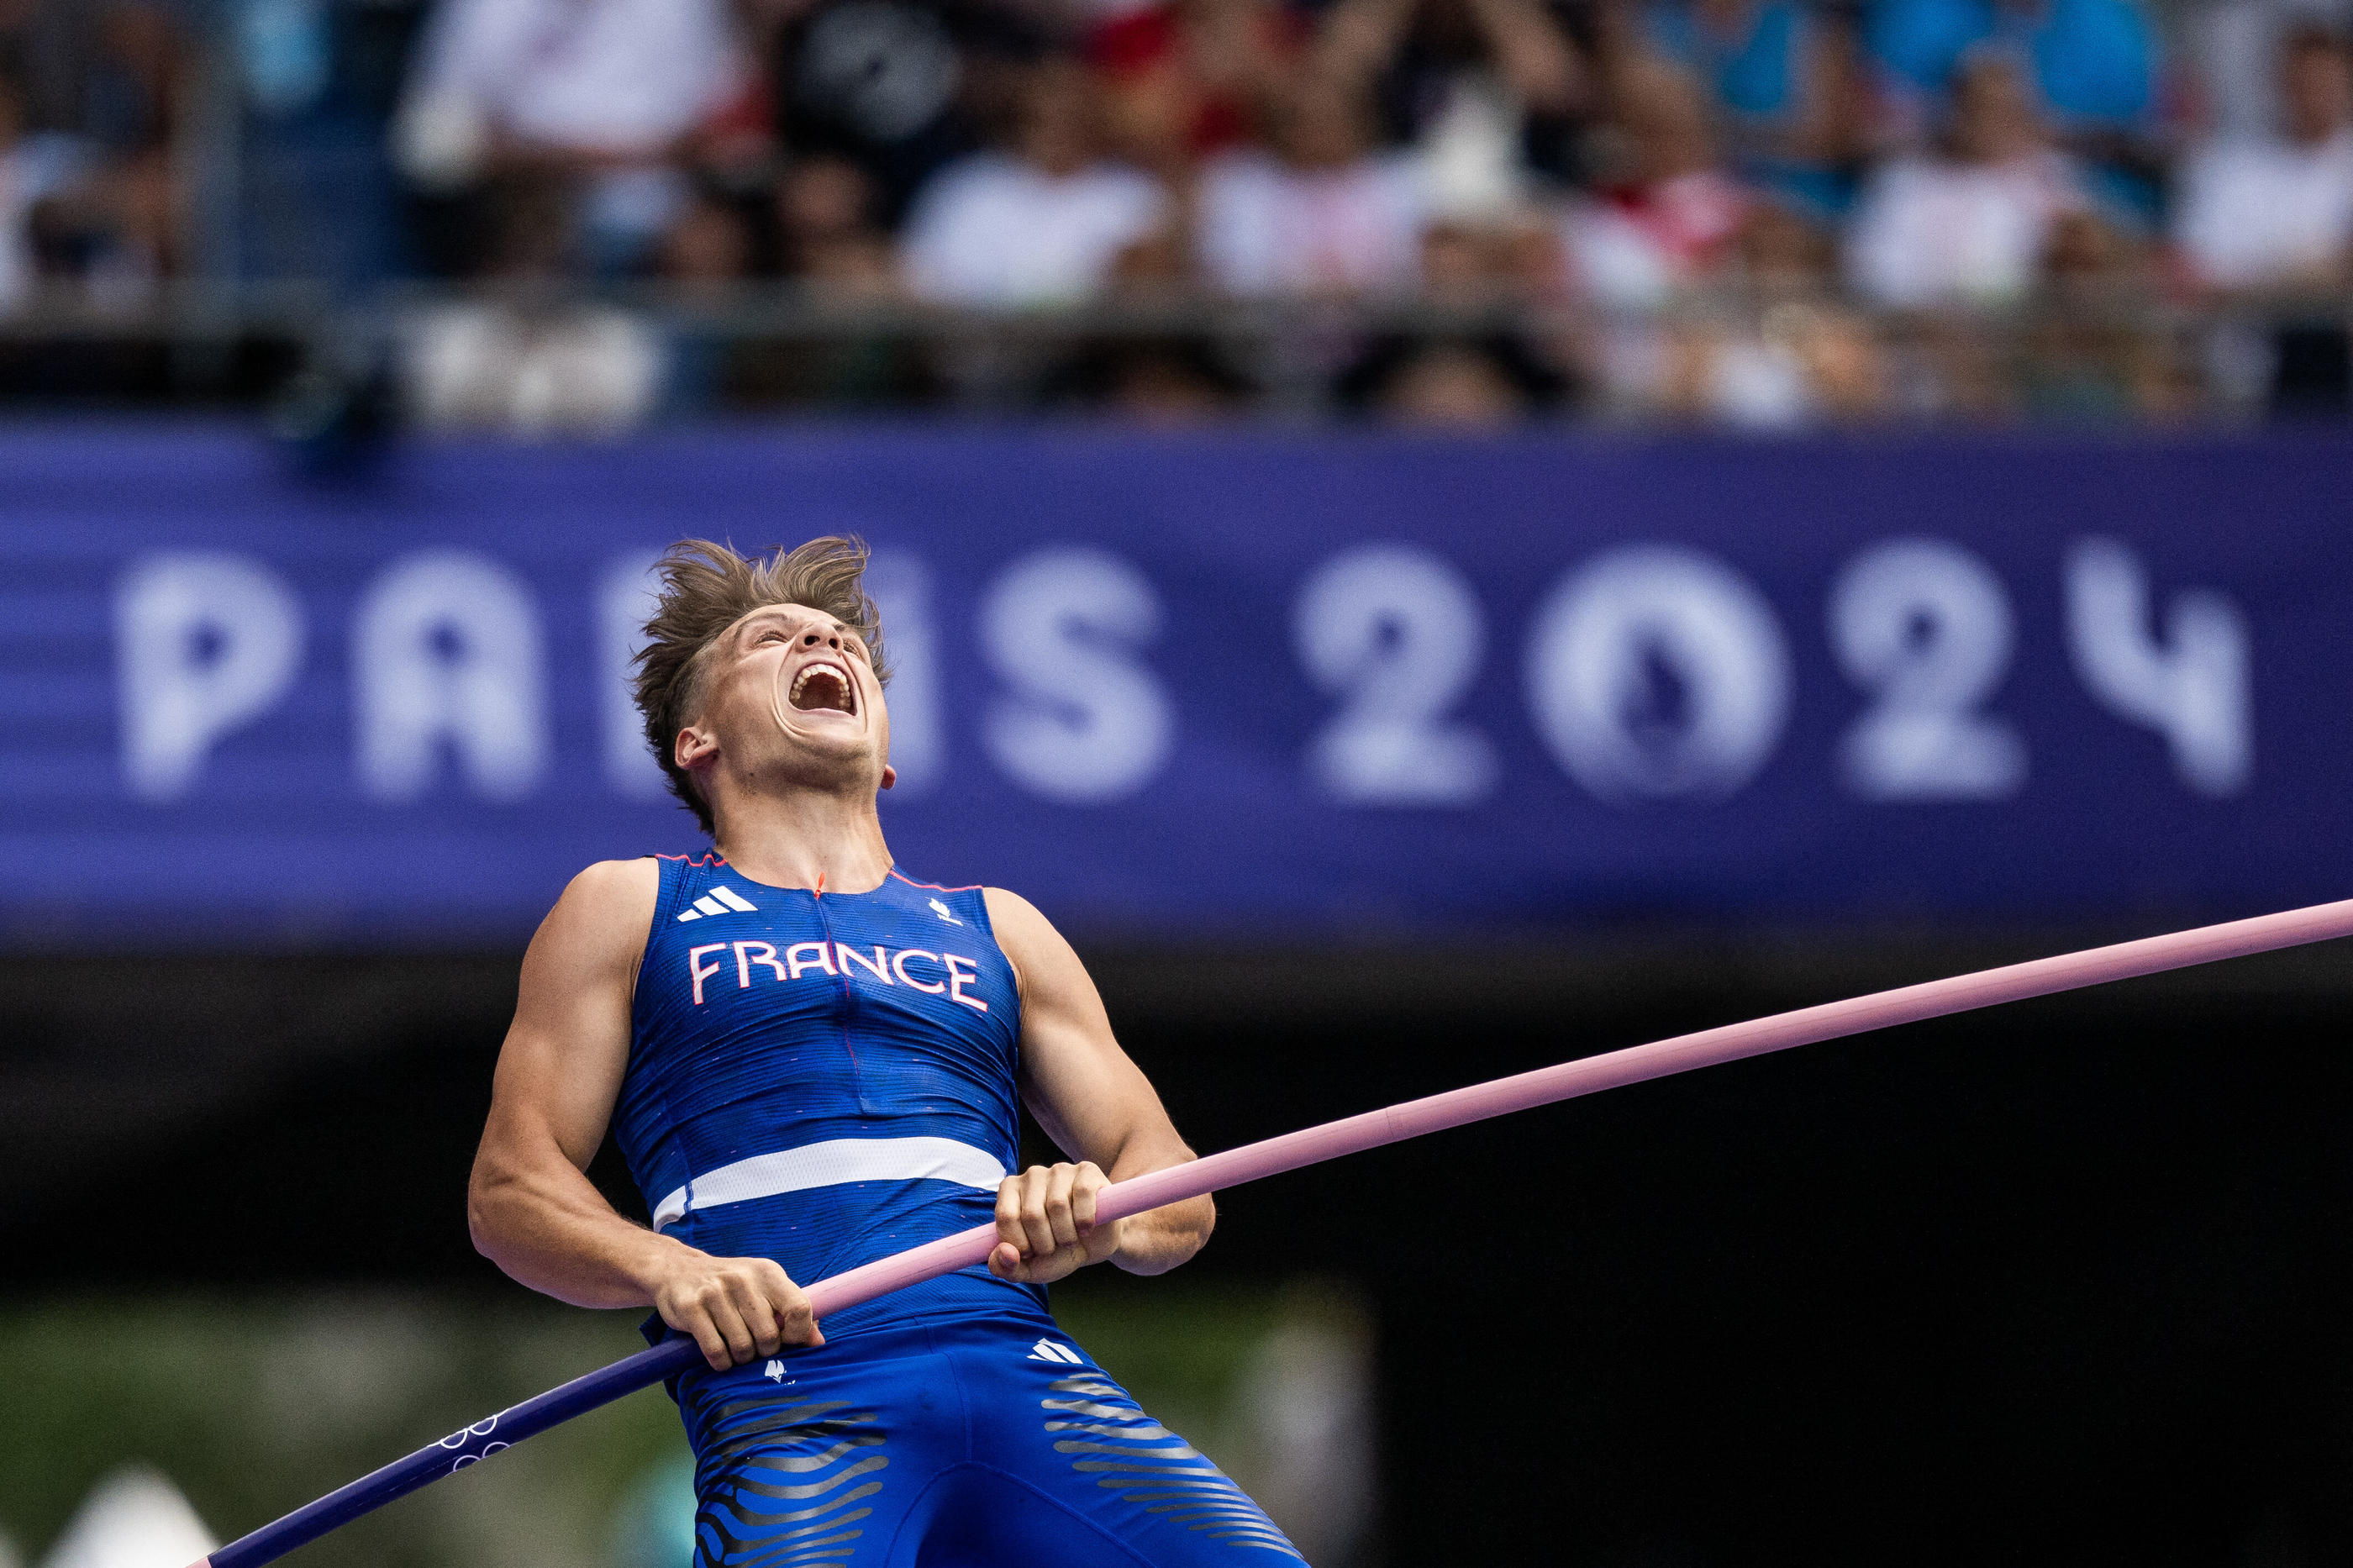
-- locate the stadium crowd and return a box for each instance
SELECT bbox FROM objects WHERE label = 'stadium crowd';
[5,0,2353,426]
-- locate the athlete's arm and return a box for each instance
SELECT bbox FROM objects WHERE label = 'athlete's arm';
[982,887,1215,1285]
[468,858,823,1370]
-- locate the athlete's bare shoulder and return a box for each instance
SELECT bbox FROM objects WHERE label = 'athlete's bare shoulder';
[566,855,661,909]
[981,885,1052,952]
[982,887,1090,1007]
[528,857,661,979]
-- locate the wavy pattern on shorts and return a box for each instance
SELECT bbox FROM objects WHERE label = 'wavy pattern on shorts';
[1040,1373,1303,1559]
[691,1391,890,1568]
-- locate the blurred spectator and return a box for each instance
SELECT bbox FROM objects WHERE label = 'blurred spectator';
[1866,0,2156,137]
[1107,220,1196,299]
[902,57,1168,304]
[234,0,422,287]
[2189,0,2351,139]
[0,1,179,148]
[0,1,184,301]
[1845,52,2087,307]
[1090,0,1305,175]
[2174,24,2353,292]
[1414,216,1590,403]
[0,78,50,312]
[1195,73,1424,294]
[776,154,900,293]
[763,0,1049,229]
[654,193,749,415]
[659,193,752,290]
[2016,207,2179,417]
[1561,60,1749,310]
[1419,218,1505,301]
[1666,201,1886,424]
[748,150,914,410]
[1351,338,1549,425]
[1040,335,1254,421]
[1313,0,1587,203]
[1657,300,1887,424]
[1634,0,1872,211]
[392,0,748,273]
[1582,192,1884,425]
[403,175,663,433]
[2174,24,2353,415]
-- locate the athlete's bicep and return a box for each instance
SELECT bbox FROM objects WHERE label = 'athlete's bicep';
[986,887,1192,1175]
[485,858,657,1171]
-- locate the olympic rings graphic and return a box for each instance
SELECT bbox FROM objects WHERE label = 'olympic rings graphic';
[437,1416,499,1450]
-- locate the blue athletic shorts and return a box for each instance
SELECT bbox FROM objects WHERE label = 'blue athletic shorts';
[670,1313,1304,1566]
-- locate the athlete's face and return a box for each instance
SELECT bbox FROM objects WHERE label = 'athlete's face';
[682,603,893,796]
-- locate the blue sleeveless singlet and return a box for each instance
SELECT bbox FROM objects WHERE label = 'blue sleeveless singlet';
[616,854,1303,1565]
[618,854,1051,1339]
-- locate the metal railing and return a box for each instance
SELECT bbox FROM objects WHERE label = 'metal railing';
[0,280,2336,427]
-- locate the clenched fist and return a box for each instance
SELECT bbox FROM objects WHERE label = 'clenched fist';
[988,1161,1125,1285]
[654,1251,824,1371]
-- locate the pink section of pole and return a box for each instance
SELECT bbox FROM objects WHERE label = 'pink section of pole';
[192,896,2353,1568]
[802,895,2353,1318]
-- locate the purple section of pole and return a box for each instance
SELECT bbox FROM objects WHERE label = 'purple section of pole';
[194,897,2353,1568]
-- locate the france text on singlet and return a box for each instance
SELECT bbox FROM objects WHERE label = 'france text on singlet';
[616,854,1051,1340]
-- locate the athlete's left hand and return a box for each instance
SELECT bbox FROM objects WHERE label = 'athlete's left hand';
[989,1161,1124,1284]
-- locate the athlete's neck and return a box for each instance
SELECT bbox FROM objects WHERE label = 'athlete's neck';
[711,789,894,894]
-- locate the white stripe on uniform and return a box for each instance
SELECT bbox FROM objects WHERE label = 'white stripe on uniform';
[650,1136,1008,1232]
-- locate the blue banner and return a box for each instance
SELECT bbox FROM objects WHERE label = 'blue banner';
[3,426,2346,945]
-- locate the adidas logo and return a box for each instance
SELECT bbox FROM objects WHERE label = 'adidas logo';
[676,885,760,923]
[929,897,962,924]
[1026,1339,1083,1365]
[764,1359,787,1382]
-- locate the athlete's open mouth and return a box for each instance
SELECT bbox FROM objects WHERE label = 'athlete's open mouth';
[788,660,857,715]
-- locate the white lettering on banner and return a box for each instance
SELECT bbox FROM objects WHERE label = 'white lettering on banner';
[597,551,670,798]
[980,548,1172,802]
[115,552,305,801]
[1293,544,1498,805]
[2065,539,2251,797]
[866,550,944,796]
[688,944,727,1005]
[354,551,547,801]
[1524,546,1792,802]
[892,948,946,992]
[112,534,2258,820]
[943,952,988,1012]
[1830,539,2027,800]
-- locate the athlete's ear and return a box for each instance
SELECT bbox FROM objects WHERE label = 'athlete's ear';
[880,766,898,791]
[675,723,719,776]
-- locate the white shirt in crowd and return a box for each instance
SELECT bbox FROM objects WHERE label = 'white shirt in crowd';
[2191,0,2352,141]
[902,154,1168,306]
[1194,151,1425,296]
[1560,170,1750,312]
[405,303,664,435]
[2174,126,2353,287]
[1845,152,2085,308]
[396,0,740,179]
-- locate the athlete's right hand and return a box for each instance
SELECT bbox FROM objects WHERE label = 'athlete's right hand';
[652,1250,824,1371]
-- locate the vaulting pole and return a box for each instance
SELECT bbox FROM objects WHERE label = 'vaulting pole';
[193,896,2353,1568]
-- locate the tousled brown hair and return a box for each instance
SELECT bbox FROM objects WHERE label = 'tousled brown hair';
[632,537,891,834]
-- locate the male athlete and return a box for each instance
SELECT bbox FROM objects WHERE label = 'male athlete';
[467,538,1301,1565]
